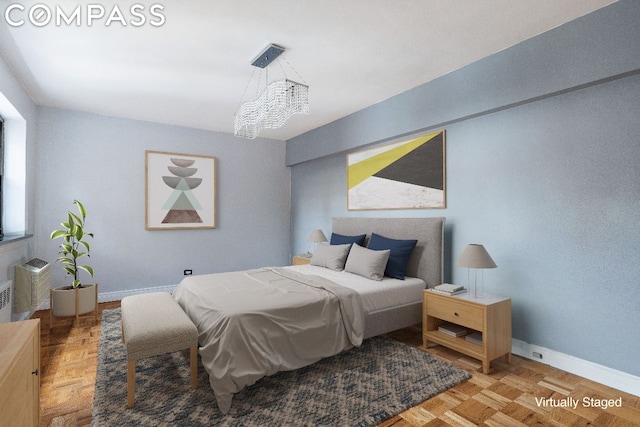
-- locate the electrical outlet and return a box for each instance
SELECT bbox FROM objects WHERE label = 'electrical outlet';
[184,269,193,276]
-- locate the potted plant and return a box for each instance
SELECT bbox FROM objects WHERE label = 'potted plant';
[49,200,98,325]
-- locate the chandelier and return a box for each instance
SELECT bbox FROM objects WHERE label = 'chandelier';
[234,44,309,139]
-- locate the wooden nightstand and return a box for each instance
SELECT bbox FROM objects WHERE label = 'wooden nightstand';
[292,256,311,265]
[423,290,511,374]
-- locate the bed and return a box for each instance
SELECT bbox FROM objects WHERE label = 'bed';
[173,216,445,413]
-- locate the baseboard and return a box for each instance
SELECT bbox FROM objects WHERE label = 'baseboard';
[512,338,639,397]
[96,284,179,303]
[36,284,178,310]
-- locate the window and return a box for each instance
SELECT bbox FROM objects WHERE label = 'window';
[0,116,3,237]
[0,95,27,238]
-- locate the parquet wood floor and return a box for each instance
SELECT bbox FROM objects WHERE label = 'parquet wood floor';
[33,302,639,426]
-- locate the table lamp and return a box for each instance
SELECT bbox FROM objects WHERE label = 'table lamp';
[306,229,327,256]
[456,244,497,298]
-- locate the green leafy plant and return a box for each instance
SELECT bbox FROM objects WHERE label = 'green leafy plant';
[50,200,94,289]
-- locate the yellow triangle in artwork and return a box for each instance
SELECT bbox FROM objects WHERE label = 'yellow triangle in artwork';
[348,131,441,190]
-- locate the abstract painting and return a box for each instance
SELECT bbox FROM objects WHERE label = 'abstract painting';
[347,130,445,210]
[146,150,216,229]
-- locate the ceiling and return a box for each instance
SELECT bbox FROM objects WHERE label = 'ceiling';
[0,0,617,141]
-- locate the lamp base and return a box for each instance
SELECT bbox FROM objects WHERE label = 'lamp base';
[469,269,483,298]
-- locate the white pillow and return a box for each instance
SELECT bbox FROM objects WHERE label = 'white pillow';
[310,243,351,271]
[344,243,390,281]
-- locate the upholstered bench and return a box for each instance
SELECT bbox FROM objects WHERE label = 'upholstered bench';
[120,292,198,408]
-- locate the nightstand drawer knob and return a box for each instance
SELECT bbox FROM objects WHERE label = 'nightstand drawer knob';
[454,312,459,316]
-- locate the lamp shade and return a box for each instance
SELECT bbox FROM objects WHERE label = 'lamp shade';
[456,244,497,269]
[307,229,328,243]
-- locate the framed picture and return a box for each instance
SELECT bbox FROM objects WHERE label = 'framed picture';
[347,130,445,210]
[145,150,216,230]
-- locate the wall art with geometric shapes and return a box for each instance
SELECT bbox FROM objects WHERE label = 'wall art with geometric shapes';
[347,130,445,210]
[145,150,216,229]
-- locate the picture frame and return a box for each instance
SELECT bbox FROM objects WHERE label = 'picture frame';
[347,130,446,210]
[145,150,216,230]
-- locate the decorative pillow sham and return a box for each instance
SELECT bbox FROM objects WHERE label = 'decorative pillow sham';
[310,243,351,271]
[330,232,366,246]
[368,233,418,280]
[344,243,390,281]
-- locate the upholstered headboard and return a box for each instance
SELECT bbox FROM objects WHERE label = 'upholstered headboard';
[332,217,445,289]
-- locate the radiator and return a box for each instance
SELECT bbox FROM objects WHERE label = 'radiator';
[15,258,51,312]
[0,281,11,323]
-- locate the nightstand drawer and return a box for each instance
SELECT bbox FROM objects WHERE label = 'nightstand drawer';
[427,296,483,330]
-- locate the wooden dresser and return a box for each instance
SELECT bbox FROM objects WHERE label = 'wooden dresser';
[0,319,40,427]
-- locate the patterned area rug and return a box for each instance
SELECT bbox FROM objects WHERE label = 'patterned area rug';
[93,309,470,426]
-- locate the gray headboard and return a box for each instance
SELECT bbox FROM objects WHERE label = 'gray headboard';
[332,217,445,289]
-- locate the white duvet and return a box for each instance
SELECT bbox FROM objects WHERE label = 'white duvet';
[173,267,364,414]
[287,264,426,313]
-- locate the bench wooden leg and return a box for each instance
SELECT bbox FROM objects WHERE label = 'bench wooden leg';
[190,347,198,389]
[127,360,136,408]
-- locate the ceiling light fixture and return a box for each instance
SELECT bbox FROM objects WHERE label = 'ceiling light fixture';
[234,44,309,139]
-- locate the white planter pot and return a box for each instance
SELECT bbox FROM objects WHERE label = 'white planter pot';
[51,283,98,318]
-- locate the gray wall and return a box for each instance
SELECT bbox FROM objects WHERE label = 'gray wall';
[34,107,291,295]
[288,0,640,377]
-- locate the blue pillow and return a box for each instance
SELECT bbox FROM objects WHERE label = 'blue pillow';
[367,233,418,280]
[330,232,366,246]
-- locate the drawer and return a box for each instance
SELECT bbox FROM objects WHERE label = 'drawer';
[427,296,483,330]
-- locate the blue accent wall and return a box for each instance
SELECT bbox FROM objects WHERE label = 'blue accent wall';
[288,0,640,377]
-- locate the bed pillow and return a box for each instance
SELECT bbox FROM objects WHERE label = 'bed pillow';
[310,243,351,271]
[344,243,390,281]
[330,232,366,246]
[368,233,418,280]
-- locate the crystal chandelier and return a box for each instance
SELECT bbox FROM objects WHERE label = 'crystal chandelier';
[234,44,309,139]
